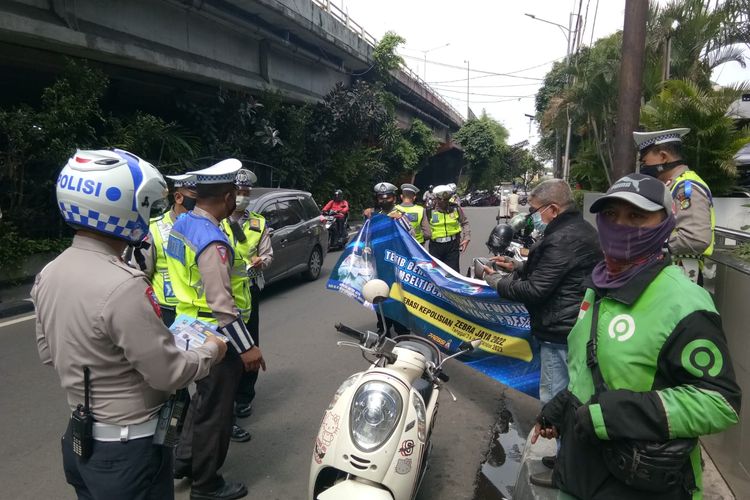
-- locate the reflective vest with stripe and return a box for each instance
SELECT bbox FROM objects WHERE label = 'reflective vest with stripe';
[149,211,178,307]
[396,204,425,243]
[430,208,461,240]
[671,170,715,257]
[220,213,265,323]
[165,212,233,325]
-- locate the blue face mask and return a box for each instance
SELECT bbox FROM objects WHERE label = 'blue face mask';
[531,206,550,233]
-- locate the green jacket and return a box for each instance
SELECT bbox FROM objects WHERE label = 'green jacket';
[544,259,741,499]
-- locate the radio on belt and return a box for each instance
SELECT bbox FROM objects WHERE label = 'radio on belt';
[152,338,192,447]
[70,366,94,459]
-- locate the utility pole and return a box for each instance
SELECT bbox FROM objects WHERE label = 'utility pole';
[464,60,470,118]
[612,0,648,181]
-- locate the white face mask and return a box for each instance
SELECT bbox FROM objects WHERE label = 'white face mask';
[235,195,250,211]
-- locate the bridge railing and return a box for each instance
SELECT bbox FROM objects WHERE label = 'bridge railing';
[312,0,464,125]
[715,226,750,249]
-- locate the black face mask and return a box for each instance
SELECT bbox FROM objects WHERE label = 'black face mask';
[640,160,684,178]
[181,196,197,211]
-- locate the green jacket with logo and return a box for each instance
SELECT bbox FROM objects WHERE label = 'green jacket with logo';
[543,259,741,499]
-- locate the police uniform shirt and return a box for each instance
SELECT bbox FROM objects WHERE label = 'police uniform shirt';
[191,207,246,327]
[32,234,218,425]
[233,211,274,270]
[398,202,432,241]
[666,168,713,256]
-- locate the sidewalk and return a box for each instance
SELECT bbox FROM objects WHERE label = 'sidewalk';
[0,279,35,319]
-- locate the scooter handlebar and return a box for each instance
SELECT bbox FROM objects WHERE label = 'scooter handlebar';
[335,323,365,339]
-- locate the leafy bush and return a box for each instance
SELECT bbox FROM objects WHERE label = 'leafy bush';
[0,222,70,277]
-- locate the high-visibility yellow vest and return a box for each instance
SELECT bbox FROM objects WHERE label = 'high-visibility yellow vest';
[148,211,178,307]
[430,208,461,239]
[671,170,715,257]
[220,213,265,323]
[396,204,425,243]
[166,212,234,324]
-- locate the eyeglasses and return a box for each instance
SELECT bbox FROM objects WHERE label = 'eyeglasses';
[528,204,549,215]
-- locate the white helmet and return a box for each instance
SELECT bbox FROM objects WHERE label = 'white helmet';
[447,183,457,193]
[56,149,167,243]
[433,184,452,199]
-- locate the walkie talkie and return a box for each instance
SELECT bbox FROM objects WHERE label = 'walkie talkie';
[70,366,94,459]
[153,339,191,447]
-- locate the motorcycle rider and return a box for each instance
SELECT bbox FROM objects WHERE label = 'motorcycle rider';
[32,149,226,499]
[633,128,714,284]
[423,185,436,210]
[428,185,471,273]
[322,189,350,247]
[396,183,431,245]
[130,173,198,326]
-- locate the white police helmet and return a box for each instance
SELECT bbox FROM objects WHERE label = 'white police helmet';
[433,184,452,199]
[447,183,457,193]
[56,149,167,243]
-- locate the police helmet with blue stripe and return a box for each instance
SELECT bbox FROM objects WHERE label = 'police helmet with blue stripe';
[56,149,167,243]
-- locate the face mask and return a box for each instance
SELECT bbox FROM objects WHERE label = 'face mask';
[531,206,550,233]
[640,159,683,178]
[181,196,197,211]
[235,195,250,211]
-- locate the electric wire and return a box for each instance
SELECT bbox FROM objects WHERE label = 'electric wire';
[401,54,545,81]
[426,56,564,84]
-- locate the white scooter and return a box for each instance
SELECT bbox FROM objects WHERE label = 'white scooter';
[309,279,481,500]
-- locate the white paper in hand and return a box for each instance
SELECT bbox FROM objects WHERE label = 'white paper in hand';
[169,314,229,350]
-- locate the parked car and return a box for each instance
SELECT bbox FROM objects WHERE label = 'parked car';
[246,188,328,284]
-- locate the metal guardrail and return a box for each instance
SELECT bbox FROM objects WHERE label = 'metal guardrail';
[311,0,464,123]
[715,226,750,248]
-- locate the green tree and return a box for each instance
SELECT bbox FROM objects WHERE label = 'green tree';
[641,79,750,193]
[372,31,406,82]
[455,113,509,189]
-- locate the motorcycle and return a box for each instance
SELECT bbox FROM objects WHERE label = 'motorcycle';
[309,279,481,500]
[321,210,349,251]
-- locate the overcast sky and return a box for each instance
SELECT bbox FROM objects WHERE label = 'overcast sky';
[340,0,748,145]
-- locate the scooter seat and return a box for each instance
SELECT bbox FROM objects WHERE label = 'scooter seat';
[395,340,440,365]
[411,376,434,405]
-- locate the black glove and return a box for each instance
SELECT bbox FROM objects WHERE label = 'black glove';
[537,389,571,430]
[574,404,596,443]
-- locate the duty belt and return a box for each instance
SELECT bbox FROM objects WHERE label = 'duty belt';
[92,418,159,442]
[673,254,704,261]
[433,235,459,243]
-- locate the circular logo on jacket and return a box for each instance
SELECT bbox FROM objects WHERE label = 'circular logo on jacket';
[681,339,723,378]
[608,314,635,342]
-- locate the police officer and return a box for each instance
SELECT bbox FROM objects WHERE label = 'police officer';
[633,128,715,283]
[219,169,274,442]
[396,183,431,245]
[32,149,226,499]
[429,184,471,272]
[131,173,198,326]
[364,182,413,336]
[167,159,265,500]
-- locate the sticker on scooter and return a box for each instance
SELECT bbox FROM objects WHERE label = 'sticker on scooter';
[399,439,415,456]
[395,458,412,474]
[319,411,340,445]
[313,438,327,464]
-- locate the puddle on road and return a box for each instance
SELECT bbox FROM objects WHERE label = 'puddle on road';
[474,407,527,499]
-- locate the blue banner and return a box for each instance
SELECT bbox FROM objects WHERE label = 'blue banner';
[327,214,540,396]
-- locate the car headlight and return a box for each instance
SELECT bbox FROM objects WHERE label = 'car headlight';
[327,374,360,410]
[350,381,402,452]
[412,392,427,442]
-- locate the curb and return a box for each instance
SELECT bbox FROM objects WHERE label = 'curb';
[0,299,35,320]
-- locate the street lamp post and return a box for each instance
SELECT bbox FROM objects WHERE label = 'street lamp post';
[421,42,450,81]
[464,59,470,119]
[524,113,536,138]
[525,12,580,182]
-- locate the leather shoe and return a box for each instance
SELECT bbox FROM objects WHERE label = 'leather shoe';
[530,470,555,489]
[235,403,253,418]
[174,460,192,480]
[230,424,251,443]
[190,480,248,500]
[542,455,556,469]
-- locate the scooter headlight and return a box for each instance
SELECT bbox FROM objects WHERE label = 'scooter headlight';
[350,381,402,452]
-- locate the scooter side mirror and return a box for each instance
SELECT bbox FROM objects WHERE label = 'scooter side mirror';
[362,279,390,304]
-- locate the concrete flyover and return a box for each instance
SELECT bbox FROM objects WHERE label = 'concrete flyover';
[0,0,463,143]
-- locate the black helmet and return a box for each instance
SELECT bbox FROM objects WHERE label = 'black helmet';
[334,189,343,201]
[486,224,514,255]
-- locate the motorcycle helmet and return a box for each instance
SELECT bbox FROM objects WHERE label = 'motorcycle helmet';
[334,189,343,201]
[433,185,452,200]
[486,223,514,255]
[447,183,457,193]
[509,213,529,233]
[56,149,167,243]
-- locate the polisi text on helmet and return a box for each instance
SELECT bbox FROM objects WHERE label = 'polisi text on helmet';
[57,174,104,198]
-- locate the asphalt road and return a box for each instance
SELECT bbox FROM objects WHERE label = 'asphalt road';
[0,206,538,500]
